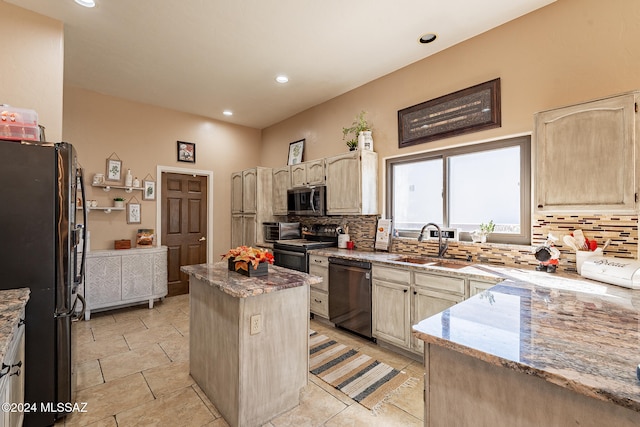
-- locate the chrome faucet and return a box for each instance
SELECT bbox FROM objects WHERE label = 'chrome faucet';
[417,223,448,258]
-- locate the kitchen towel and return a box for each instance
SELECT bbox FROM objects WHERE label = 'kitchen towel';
[309,331,416,413]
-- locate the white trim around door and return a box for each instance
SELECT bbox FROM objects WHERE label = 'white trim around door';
[155,165,214,264]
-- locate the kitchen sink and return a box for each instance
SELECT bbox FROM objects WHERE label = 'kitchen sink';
[392,256,434,264]
[426,261,468,269]
[391,255,470,269]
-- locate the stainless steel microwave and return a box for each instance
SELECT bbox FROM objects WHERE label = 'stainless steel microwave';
[287,186,326,216]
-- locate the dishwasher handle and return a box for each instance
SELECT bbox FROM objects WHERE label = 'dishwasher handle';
[329,257,371,270]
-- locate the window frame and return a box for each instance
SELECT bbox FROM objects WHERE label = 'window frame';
[386,135,531,245]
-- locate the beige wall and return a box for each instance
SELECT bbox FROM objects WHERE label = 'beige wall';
[260,0,640,217]
[63,86,262,257]
[0,1,64,141]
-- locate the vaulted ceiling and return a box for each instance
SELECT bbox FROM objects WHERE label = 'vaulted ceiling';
[7,0,555,128]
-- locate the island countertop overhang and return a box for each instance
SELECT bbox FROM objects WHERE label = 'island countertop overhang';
[181,262,322,298]
[412,266,640,413]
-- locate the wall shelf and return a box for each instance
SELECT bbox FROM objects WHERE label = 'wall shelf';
[92,183,143,193]
[78,206,125,214]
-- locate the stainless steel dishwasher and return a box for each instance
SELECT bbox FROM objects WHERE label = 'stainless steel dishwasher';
[328,257,373,339]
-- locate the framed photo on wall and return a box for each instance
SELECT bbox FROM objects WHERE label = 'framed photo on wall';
[143,180,156,200]
[177,141,196,163]
[127,202,141,224]
[287,139,305,165]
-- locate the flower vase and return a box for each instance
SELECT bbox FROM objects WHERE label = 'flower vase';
[357,131,366,150]
[114,200,124,208]
[471,231,487,243]
[228,258,268,277]
[362,131,374,151]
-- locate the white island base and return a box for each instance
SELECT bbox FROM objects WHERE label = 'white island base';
[187,265,311,427]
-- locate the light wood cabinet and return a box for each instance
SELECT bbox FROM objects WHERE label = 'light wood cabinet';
[534,92,639,213]
[231,172,243,213]
[469,279,496,297]
[373,265,466,354]
[82,247,168,320]
[412,271,464,352]
[0,314,25,427]
[372,266,411,348]
[290,159,325,187]
[272,166,290,215]
[325,150,378,215]
[230,167,272,246]
[308,254,329,318]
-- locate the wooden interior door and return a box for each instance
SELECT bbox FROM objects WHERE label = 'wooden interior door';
[162,172,208,296]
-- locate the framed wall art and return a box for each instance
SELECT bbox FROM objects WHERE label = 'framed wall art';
[398,78,501,148]
[177,141,196,163]
[143,180,156,200]
[127,202,141,224]
[287,139,305,165]
[106,157,122,182]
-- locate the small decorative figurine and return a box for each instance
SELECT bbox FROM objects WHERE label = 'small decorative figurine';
[534,233,561,273]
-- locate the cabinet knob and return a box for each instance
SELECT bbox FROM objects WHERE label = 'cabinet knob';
[403,289,408,293]
[413,291,417,295]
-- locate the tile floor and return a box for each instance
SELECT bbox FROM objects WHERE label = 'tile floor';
[55,294,424,426]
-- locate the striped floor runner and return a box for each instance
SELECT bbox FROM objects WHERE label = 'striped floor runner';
[309,331,412,411]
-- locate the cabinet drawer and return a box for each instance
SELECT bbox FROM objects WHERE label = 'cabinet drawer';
[308,263,328,292]
[309,254,329,266]
[372,265,410,284]
[414,272,465,295]
[310,289,329,318]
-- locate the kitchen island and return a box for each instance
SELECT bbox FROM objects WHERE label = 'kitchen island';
[413,267,640,426]
[181,262,321,427]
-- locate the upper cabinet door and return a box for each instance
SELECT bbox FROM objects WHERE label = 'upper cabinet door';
[534,92,639,213]
[272,166,290,216]
[231,172,243,213]
[242,168,257,213]
[290,164,307,188]
[306,159,325,185]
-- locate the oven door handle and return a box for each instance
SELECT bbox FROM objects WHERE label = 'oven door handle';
[275,248,306,258]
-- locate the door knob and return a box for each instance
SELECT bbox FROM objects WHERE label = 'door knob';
[199,236,206,242]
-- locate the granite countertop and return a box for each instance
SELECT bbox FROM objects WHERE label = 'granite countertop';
[310,247,640,412]
[412,266,640,413]
[308,247,504,283]
[181,261,322,298]
[0,288,30,362]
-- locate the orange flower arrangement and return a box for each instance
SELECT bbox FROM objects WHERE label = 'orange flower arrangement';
[221,246,274,272]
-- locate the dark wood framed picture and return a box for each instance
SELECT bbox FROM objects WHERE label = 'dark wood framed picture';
[398,78,501,148]
[287,139,305,165]
[177,141,196,163]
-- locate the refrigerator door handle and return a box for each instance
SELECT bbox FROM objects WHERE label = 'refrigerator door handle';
[75,168,88,286]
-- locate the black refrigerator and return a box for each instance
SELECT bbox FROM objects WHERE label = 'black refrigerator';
[0,140,86,427]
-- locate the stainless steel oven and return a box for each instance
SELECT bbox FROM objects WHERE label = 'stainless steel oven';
[273,224,338,273]
[263,222,301,243]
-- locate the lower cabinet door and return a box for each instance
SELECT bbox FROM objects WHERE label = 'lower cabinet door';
[412,288,463,352]
[310,289,329,318]
[372,279,410,348]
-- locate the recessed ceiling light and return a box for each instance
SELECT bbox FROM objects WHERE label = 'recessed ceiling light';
[74,0,96,7]
[275,75,289,84]
[223,110,233,116]
[419,33,437,44]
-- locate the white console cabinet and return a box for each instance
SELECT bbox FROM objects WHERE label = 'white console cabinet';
[80,246,168,320]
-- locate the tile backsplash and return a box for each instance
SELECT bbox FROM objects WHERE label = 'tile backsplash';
[287,213,638,273]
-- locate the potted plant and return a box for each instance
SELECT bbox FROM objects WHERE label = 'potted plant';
[221,246,274,277]
[113,197,125,208]
[471,220,495,243]
[342,110,373,151]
